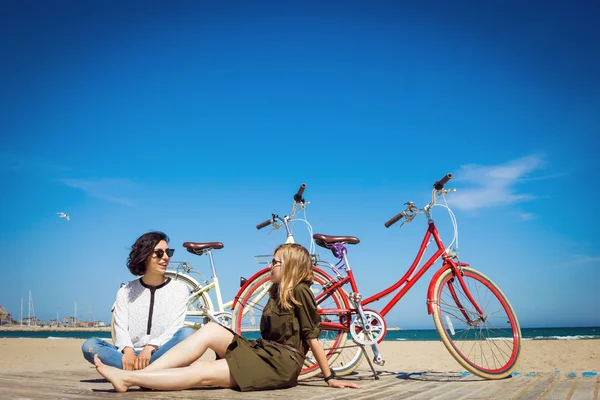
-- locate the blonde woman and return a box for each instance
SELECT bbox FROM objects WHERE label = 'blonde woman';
[94,243,361,392]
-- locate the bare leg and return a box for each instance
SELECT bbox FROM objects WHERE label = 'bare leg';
[94,354,236,392]
[144,322,234,371]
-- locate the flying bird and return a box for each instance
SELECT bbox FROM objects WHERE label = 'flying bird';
[57,212,70,221]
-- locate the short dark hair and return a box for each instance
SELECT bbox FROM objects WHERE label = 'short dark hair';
[127,231,170,276]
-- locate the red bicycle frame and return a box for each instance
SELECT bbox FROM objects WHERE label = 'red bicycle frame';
[316,220,485,333]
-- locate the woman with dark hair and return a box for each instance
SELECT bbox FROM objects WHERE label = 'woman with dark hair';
[93,243,361,392]
[82,231,195,370]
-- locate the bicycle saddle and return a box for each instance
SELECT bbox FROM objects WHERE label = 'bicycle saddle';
[312,234,360,248]
[183,241,224,255]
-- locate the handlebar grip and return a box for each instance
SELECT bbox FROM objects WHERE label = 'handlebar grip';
[293,183,307,202]
[256,219,272,230]
[384,212,405,228]
[433,173,453,190]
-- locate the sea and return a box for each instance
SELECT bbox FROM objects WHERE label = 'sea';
[1,326,598,341]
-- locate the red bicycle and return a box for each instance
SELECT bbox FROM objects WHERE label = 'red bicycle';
[231,175,521,380]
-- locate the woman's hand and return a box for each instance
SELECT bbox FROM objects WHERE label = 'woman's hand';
[121,347,136,370]
[306,338,362,390]
[327,378,362,389]
[135,345,156,370]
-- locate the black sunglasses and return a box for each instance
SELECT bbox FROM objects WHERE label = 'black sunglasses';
[270,258,282,266]
[154,248,175,258]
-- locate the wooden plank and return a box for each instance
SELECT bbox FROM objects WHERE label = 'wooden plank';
[430,382,494,400]
[570,376,597,400]
[516,374,559,400]
[1,369,598,400]
[486,376,541,400]
[448,380,511,400]
[539,375,572,400]
[351,381,433,400]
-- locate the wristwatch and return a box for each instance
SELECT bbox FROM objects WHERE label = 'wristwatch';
[324,371,337,382]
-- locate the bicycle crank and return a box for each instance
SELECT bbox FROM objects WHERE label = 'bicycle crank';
[349,310,387,345]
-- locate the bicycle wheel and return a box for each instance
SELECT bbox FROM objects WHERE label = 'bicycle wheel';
[431,267,521,379]
[231,268,352,380]
[165,271,213,329]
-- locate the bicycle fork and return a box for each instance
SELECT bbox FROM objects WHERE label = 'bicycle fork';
[447,264,486,325]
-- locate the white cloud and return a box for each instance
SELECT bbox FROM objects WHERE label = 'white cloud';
[568,255,600,265]
[60,178,139,207]
[449,155,545,211]
[517,212,536,221]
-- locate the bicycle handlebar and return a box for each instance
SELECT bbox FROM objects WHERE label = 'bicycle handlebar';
[384,212,405,228]
[386,173,454,227]
[434,173,453,190]
[293,183,307,203]
[256,219,272,230]
[257,183,307,230]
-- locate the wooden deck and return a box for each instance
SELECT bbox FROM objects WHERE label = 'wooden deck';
[1,367,598,399]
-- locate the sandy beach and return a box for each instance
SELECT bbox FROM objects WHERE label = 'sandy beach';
[0,338,598,399]
[1,338,598,374]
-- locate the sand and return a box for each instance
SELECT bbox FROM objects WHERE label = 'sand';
[0,338,598,374]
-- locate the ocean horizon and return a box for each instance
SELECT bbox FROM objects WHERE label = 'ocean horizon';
[1,326,598,341]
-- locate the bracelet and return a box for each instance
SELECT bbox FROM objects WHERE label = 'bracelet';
[324,371,337,382]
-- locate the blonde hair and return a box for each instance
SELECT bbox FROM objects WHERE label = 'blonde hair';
[270,243,313,310]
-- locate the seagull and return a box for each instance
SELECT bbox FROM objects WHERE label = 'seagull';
[57,212,70,221]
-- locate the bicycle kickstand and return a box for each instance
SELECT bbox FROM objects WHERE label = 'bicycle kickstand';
[359,344,380,380]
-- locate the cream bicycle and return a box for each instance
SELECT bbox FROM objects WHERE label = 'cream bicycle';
[165,241,235,329]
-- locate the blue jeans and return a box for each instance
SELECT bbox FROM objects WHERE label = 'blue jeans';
[82,327,196,368]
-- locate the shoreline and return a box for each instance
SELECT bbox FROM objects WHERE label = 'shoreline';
[0,326,111,332]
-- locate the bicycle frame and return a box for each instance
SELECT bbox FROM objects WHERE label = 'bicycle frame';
[168,252,233,316]
[313,219,485,333]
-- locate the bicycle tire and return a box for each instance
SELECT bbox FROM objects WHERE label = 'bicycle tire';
[431,267,521,379]
[110,305,116,344]
[230,268,352,380]
[164,271,213,329]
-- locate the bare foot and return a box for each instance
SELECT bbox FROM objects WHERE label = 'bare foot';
[94,354,129,392]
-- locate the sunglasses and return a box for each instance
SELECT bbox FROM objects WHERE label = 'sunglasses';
[270,258,282,266]
[154,248,175,258]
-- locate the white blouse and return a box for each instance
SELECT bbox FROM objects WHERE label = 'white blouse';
[113,277,189,352]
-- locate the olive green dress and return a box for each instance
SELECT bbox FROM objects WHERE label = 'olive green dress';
[225,281,321,392]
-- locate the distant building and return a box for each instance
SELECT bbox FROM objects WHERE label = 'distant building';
[21,317,40,326]
[0,305,12,325]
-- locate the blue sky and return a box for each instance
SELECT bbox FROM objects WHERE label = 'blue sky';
[1,0,598,329]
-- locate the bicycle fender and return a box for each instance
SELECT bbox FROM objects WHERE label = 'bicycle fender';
[231,267,270,309]
[427,266,451,315]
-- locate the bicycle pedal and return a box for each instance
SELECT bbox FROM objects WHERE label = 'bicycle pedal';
[373,357,385,366]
